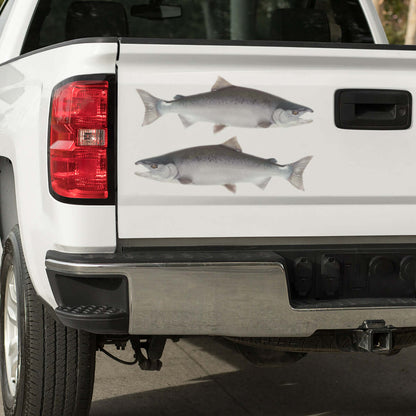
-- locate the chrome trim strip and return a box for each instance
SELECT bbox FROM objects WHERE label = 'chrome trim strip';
[45,259,279,273]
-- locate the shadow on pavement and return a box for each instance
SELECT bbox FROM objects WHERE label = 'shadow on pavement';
[91,338,416,416]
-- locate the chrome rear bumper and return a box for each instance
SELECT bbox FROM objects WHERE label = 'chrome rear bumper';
[45,251,416,337]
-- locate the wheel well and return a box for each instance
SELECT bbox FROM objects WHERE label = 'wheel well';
[0,158,18,244]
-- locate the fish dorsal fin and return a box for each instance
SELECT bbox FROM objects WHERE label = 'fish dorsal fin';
[211,76,233,92]
[174,94,185,100]
[268,158,278,164]
[222,137,242,152]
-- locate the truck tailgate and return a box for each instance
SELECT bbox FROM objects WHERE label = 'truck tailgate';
[117,43,416,239]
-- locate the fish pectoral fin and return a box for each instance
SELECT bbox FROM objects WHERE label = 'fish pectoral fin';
[258,121,272,128]
[211,76,233,91]
[214,124,226,134]
[178,114,194,128]
[174,94,185,100]
[222,137,242,152]
[178,177,193,185]
[256,177,272,190]
[224,184,237,194]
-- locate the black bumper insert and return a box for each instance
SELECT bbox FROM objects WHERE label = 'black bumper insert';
[47,270,129,334]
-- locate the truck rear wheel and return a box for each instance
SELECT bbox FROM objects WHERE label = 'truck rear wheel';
[0,227,96,416]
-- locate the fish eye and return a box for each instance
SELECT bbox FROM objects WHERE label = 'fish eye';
[150,163,158,169]
[292,110,299,116]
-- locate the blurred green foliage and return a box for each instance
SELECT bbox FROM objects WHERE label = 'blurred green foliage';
[381,0,409,44]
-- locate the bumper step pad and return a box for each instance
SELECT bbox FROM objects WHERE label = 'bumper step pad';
[56,305,128,334]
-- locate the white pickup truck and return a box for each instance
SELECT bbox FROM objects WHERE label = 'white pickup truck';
[1,0,416,415]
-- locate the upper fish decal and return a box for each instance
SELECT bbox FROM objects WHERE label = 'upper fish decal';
[135,137,313,193]
[137,77,314,133]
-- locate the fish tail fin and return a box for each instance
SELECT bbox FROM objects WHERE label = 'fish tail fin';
[137,89,163,126]
[287,156,313,191]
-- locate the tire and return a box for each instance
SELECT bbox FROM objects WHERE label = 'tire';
[0,226,96,416]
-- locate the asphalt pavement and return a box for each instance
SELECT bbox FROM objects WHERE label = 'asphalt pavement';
[2,337,416,415]
[91,337,416,416]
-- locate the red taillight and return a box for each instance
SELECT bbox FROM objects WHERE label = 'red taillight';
[49,80,109,199]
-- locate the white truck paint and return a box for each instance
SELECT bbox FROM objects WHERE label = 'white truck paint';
[1,1,416,414]
[117,43,416,239]
[0,42,119,307]
[0,0,391,305]
[0,0,411,327]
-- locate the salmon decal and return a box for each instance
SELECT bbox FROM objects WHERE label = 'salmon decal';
[137,77,314,133]
[134,137,313,193]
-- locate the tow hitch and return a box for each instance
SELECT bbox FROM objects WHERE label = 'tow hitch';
[353,320,395,354]
[98,335,169,370]
[130,336,167,371]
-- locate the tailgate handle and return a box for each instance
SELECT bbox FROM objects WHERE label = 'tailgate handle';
[335,89,412,130]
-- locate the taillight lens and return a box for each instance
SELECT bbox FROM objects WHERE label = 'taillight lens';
[49,80,109,199]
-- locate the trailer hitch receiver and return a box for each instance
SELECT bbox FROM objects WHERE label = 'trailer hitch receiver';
[354,320,394,353]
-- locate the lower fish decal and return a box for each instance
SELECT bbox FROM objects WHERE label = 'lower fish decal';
[137,76,313,133]
[134,138,313,193]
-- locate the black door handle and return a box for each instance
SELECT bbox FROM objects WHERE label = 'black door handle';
[335,89,412,130]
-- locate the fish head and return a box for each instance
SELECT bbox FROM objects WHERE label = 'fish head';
[272,105,314,127]
[135,156,178,182]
